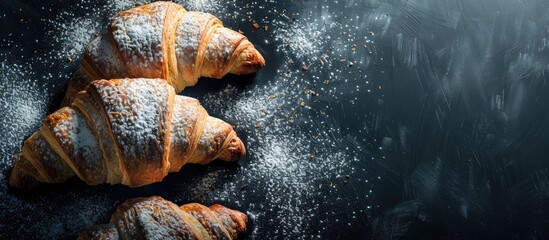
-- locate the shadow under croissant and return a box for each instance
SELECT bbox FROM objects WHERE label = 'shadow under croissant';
[7,160,241,202]
[181,73,260,95]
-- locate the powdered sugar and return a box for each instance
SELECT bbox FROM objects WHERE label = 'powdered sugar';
[51,17,101,56]
[83,34,128,79]
[111,2,166,78]
[88,196,242,239]
[169,97,194,160]
[168,95,202,171]
[0,62,51,172]
[272,15,331,62]
[175,2,380,237]
[184,82,364,237]
[95,78,170,184]
[175,11,213,87]
[82,2,252,93]
[2,1,379,239]
[194,117,226,161]
[116,198,195,239]
[175,0,224,13]
[48,107,104,183]
[202,27,243,78]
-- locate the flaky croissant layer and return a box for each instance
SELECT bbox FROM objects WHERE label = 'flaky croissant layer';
[78,196,248,240]
[9,78,246,188]
[63,1,265,105]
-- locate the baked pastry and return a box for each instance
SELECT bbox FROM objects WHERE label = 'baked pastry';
[62,1,265,105]
[78,196,247,240]
[9,78,246,188]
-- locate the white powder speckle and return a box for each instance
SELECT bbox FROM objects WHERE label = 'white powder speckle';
[184,81,362,237]
[175,0,224,13]
[1,1,378,239]
[272,15,332,61]
[52,17,101,55]
[0,62,51,172]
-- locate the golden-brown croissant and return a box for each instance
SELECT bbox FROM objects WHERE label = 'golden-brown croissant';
[77,196,247,240]
[9,78,246,188]
[62,1,265,106]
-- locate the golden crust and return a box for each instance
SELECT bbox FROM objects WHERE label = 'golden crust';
[181,203,233,239]
[72,88,123,184]
[209,204,248,239]
[63,1,265,106]
[163,5,187,90]
[9,78,246,188]
[168,96,204,172]
[41,107,106,184]
[89,79,173,186]
[22,132,74,183]
[79,196,247,240]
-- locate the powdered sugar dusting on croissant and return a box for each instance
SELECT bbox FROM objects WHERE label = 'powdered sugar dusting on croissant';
[168,96,203,172]
[63,1,264,106]
[190,117,229,164]
[91,78,172,186]
[78,196,247,240]
[110,2,167,79]
[43,107,105,184]
[9,78,246,188]
[174,11,219,87]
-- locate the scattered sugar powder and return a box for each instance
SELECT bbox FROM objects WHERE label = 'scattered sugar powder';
[172,2,383,237]
[174,0,225,13]
[180,81,367,238]
[0,62,116,239]
[0,62,51,172]
[1,0,381,239]
[50,17,102,56]
[272,14,333,62]
[108,0,138,14]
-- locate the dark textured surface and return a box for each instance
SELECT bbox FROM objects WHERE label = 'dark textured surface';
[1,0,549,239]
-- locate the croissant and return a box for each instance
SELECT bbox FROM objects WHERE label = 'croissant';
[78,196,247,240]
[62,1,265,105]
[9,78,246,188]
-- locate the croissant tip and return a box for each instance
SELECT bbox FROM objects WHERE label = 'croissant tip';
[219,135,246,162]
[244,48,265,72]
[231,46,266,75]
[9,166,38,189]
[233,209,248,223]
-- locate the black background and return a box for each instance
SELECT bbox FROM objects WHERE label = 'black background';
[2,0,549,239]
